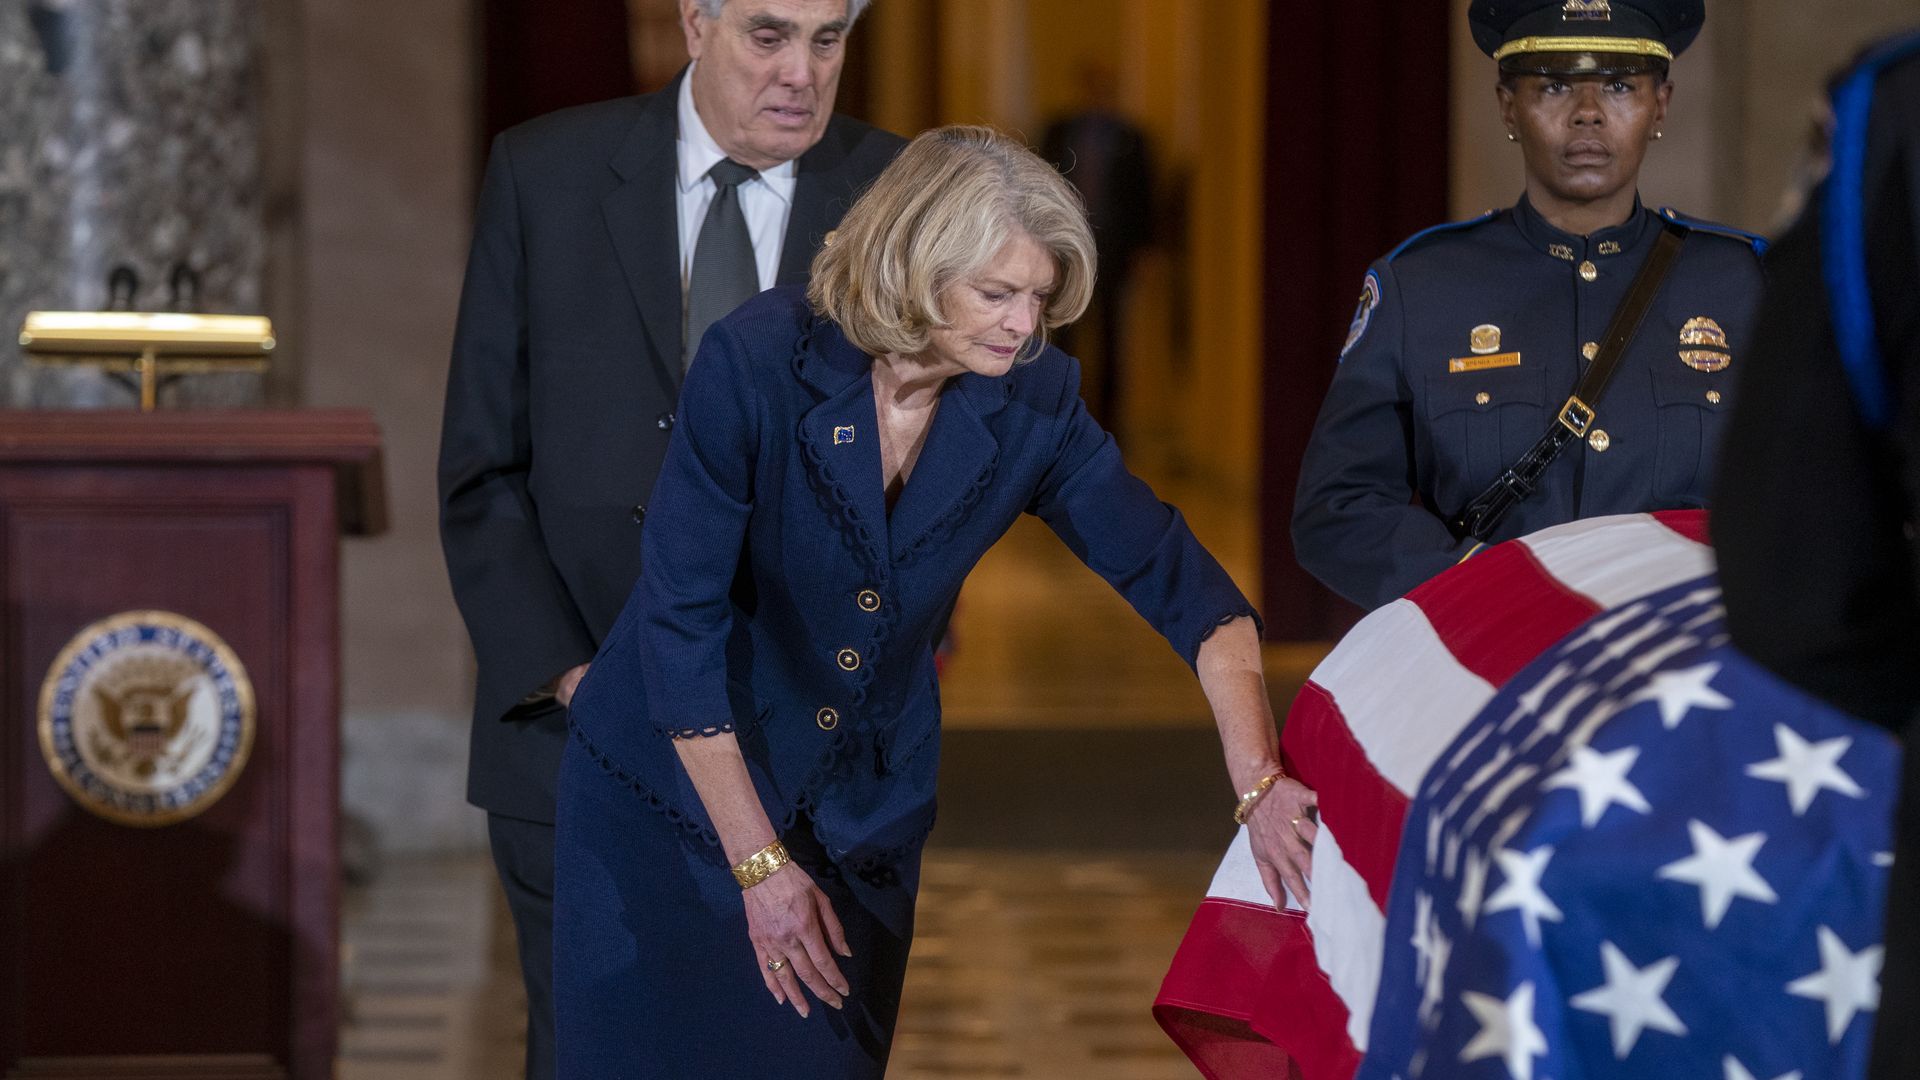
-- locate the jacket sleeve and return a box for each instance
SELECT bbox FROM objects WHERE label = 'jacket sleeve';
[635,323,762,738]
[1028,356,1259,669]
[1292,260,1476,609]
[1714,188,1920,733]
[438,131,598,724]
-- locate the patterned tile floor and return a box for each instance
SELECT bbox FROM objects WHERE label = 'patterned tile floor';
[336,849,1221,1078]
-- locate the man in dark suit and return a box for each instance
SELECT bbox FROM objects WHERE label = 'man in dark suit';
[437,2,901,1074]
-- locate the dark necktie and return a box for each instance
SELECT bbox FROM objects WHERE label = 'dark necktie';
[684,158,761,368]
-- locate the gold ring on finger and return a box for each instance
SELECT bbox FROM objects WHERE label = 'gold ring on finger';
[767,958,787,973]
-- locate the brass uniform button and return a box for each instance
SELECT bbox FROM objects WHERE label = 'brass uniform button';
[836,648,862,672]
[1475,391,1491,406]
[1579,261,1599,282]
[1582,342,1599,362]
[1706,390,1722,404]
[1588,429,1612,452]
[856,589,882,613]
[816,707,839,731]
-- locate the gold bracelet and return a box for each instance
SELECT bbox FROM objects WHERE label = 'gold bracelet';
[731,840,792,889]
[1232,769,1288,825]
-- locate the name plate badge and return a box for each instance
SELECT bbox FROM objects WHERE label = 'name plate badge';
[1448,352,1523,374]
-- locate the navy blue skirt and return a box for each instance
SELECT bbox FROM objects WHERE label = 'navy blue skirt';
[553,731,923,1079]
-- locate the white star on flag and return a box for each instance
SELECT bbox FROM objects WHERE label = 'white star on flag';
[1657,820,1779,930]
[1411,891,1438,984]
[1459,981,1549,1080]
[1544,745,1652,826]
[1746,725,1866,816]
[1723,1056,1803,1080]
[1786,926,1883,1043]
[1569,941,1687,1058]
[1484,846,1564,947]
[1458,848,1489,931]
[1420,925,1453,1025]
[1623,661,1732,729]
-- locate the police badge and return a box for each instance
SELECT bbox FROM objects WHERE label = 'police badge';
[1678,316,1732,372]
[37,611,255,827]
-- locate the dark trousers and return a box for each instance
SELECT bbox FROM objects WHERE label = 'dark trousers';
[490,812,557,1080]
[1870,723,1920,1077]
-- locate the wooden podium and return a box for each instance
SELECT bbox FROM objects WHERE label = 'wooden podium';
[0,411,385,1079]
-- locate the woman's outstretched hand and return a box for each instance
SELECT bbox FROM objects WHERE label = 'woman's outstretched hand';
[1247,776,1318,912]
[744,864,852,1018]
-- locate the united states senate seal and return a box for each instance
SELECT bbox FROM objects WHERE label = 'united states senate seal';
[37,611,255,827]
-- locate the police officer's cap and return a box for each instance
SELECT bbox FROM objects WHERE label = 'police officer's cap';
[1470,0,1704,77]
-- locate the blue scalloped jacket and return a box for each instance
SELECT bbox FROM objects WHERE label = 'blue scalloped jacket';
[565,285,1257,872]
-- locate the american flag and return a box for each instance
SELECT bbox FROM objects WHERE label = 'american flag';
[1155,511,1900,1080]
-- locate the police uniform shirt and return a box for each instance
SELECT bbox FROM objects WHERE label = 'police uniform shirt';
[1293,194,1765,609]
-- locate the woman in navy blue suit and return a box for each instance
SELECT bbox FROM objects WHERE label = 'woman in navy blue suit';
[554,125,1315,1077]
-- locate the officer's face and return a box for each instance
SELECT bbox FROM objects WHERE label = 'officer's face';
[921,231,1057,380]
[683,0,850,171]
[1498,74,1672,207]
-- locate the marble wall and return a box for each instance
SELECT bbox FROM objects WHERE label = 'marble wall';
[299,0,483,851]
[0,0,279,407]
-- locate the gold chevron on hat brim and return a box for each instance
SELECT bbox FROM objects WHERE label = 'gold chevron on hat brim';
[1493,36,1674,62]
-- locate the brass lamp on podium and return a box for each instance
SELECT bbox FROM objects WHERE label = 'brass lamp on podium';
[19,310,275,411]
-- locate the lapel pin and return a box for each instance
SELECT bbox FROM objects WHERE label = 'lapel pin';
[833,425,856,445]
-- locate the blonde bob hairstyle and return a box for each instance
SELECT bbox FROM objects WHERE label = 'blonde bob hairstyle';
[808,125,1096,365]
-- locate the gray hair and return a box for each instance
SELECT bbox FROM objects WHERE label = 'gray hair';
[693,0,873,23]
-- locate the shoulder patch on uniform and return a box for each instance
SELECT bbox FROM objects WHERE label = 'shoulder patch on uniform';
[1340,271,1383,361]
[1658,208,1771,256]
[1386,211,1500,262]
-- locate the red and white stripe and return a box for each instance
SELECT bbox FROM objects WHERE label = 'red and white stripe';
[1154,511,1714,1080]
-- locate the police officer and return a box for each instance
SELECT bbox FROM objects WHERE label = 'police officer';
[1293,0,1766,609]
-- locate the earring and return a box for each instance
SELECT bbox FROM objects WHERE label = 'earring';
[1653,131,1664,140]
[1507,132,1518,143]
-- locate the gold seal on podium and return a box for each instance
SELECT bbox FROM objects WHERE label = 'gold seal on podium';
[37,611,256,827]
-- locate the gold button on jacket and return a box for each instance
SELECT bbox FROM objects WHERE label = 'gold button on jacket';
[1588,429,1612,453]
[836,648,862,672]
[815,707,839,731]
[856,589,882,613]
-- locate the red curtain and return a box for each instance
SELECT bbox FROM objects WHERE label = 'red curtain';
[480,0,636,144]
[1260,1,1453,639]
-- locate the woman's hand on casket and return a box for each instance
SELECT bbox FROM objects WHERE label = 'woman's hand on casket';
[1249,776,1318,912]
[746,864,853,1017]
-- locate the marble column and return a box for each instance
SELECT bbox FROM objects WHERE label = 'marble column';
[0,0,283,408]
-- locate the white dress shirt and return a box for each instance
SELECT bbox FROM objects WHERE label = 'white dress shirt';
[676,66,798,294]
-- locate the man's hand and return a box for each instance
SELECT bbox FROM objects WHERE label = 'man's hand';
[554,663,591,708]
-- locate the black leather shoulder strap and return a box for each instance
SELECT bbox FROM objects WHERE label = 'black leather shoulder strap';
[1447,222,1691,542]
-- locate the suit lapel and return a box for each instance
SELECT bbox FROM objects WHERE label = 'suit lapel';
[777,117,855,286]
[603,72,686,399]
[886,376,1006,562]
[796,317,890,566]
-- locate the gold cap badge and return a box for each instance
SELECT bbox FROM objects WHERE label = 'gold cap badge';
[1563,0,1612,21]
[1679,316,1731,372]
[1470,325,1502,355]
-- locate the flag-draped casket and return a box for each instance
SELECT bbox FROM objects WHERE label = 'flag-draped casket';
[1155,511,1898,1079]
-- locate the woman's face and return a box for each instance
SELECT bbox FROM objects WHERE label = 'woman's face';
[921,231,1057,379]
[1499,73,1672,207]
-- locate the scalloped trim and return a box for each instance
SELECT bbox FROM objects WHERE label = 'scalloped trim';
[667,721,736,740]
[570,721,722,850]
[1190,606,1260,663]
[895,446,1000,568]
